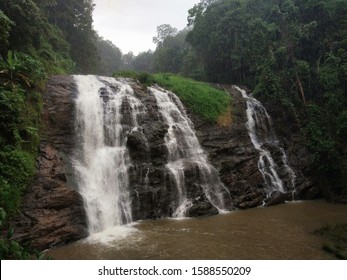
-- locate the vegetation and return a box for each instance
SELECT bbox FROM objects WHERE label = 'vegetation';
[0,0,101,259]
[0,50,45,259]
[0,0,75,74]
[0,207,46,259]
[0,50,45,215]
[124,0,347,198]
[114,70,155,86]
[95,35,123,76]
[120,24,204,80]
[111,0,347,196]
[153,74,231,123]
[41,0,98,74]
[115,71,231,123]
[314,223,347,259]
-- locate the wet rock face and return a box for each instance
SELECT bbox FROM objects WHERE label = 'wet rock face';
[126,83,222,219]
[13,77,314,250]
[12,76,88,251]
[125,85,170,219]
[187,86,264,208]
[12,176,87,251]
[127,85,311,214]
[189,85,313,208]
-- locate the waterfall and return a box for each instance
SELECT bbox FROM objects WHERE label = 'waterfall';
[73,75,145,234]
[235,86,296,197]
[72,75,232,234]
[150,86,232,217]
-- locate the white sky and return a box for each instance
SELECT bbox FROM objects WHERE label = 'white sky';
[92,0,200,55]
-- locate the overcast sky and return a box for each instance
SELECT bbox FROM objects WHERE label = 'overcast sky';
[93,0,200,55]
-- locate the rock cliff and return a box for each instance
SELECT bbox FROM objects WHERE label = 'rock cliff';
[191,85,313,208]
[12,76,314,250]
[12,76,88,250]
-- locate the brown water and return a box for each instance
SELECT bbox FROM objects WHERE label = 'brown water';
[47,200,347,259]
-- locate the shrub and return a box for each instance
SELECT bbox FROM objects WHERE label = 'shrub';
[114,70,154,86]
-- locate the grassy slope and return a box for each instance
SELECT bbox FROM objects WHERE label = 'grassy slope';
[153,73,231,123]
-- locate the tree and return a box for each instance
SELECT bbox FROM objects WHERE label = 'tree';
[95,36,123,76]
[152,28,189,73]
[122,52,135,70]
[0,0,45,50]
[153,24,178,46]
[0,0,75,74]
[42,0,99,73]
[187,0,254,83]
[187,0,216,26]
[180,46,205,80]
[132,50,154,73]
[0,10,13,57]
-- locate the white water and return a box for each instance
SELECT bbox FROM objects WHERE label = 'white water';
[235,86,296,196]
[150,86,231,216]
[73,75,146,235]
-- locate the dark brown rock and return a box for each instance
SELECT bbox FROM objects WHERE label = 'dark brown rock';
[186,200,219,217]
[253,92,315,200]
[189,85,314,208]
[41,76,76,153]
[188,86,267,208]
[12,76,88,251]
[12,178,87,250]
[264,191,292,206]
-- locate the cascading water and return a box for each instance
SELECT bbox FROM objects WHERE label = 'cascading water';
[73,75,146,235]
[235,86,296,197]
[150,86,232,217]
[72,75,232,235]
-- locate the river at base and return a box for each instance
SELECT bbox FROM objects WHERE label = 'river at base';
[47,200,347,259]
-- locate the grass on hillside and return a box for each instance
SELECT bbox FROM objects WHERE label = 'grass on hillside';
[114,71,232,124]
[153,73,231,123]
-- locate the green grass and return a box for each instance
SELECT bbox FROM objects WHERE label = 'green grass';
[153,73,231,123]
[114,72,232,123]
[114,70,154,86]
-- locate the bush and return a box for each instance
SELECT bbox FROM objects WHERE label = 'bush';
[0,51,46,88]
[114,70,154,86]
[0,148,35,216]
[0,51,43,217]
[0,10,14,56]
[0,207,46,259]
[0,87,25,145]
